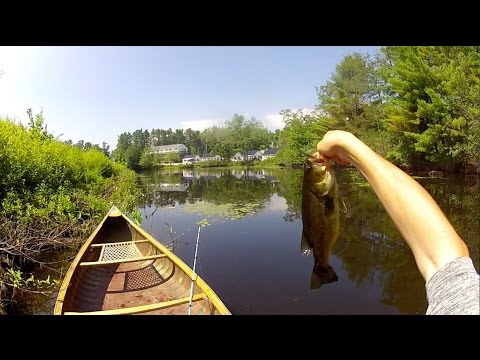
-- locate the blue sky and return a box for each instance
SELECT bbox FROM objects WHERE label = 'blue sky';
[0,46,379,149]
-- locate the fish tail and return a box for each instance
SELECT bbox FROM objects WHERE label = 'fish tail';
[310,265,338,290]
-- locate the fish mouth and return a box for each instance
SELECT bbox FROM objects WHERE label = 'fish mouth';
[306,152,326,164]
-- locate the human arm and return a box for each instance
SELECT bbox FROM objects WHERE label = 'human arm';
[316,130,470,283]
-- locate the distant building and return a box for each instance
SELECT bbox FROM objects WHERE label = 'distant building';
[182,155,201,163]
[231,152,243,162]
[261,148,278,160]
[150,144,188,155]
[245,150,262,161]
[199,153,222,162]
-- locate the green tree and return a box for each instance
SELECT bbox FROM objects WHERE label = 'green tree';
[139,151,155,168]
[380,46,480,170]
[225,114,271,160]
[101,141,110,157]
[162,152,181,164]
[201,126,235,161]
[275,109,333,166]
[317,53,384,132]
[26,108,50,140]
[184,128,202,154]
[123,146,142,169]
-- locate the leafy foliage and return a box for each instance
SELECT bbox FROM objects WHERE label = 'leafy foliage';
[380,46,480,170]
[0,116,138,223]
[275,109,333,166]
[6,267,60,290]
[275,47,479,172]
[0,113,140,312]
[317,52,385,132]
[0,114,140,251]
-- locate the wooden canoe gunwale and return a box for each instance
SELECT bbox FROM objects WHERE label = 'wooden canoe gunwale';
[64,293,206,315]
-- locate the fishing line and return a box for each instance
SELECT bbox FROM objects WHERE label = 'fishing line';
[187,226,201,315]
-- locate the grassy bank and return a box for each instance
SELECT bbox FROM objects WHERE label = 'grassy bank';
[0,117,140,313]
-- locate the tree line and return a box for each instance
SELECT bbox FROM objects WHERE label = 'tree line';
[75,46,479,173]
[109,114,275,169]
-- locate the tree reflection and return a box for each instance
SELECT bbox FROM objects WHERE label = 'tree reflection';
[272,169,303,222]
[275,167,479,314]
[137,169,277,219]
[136,167,479,314]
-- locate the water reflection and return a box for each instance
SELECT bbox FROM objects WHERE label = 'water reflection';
[137,169,278,220]
[135,167,479,314]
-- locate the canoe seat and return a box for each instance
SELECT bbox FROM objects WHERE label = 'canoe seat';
[100,241,143,261]
[79,241,167,267]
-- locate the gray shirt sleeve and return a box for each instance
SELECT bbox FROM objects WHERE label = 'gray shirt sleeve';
[425,257,479,315]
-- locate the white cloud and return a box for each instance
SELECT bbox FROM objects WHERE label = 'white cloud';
[265,113,284,130]
[264,194,287,213]
[180,119,221,131]
[264,107,322,131]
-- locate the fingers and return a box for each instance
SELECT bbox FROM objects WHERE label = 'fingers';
[316,130,354,166]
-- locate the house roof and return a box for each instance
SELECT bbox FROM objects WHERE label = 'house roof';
[202,153,217,158]
[246,150,261,156]
[263,148,278,155]
[152,143,187,150]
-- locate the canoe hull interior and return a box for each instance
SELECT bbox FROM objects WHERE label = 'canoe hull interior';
[56,209,229,315]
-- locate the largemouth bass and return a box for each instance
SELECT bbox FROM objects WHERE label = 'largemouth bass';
[301,152,340,290]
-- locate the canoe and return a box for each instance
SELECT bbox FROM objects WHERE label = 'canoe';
[54,206,231,315]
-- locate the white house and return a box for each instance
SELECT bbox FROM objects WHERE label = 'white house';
[230,152,243,162]
[261,148,278,160]
[182,155,201,164]
[199,153,222,162]
[150,144,188,155]
[245,150,262,161]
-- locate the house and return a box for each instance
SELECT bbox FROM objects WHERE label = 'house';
[182,155,201,164]
[261,148,278,160]
[245,150,262,161]
[230,152,243,162]
[199,153,222,162]
[150,143,188,155]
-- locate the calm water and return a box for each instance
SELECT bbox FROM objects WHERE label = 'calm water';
[135,167,480,315]
[13,167,479,314]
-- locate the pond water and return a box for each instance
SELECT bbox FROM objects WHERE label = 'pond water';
[13,166,478,315]
[134,167,479,315]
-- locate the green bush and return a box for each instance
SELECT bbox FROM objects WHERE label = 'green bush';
[0,117,139,224]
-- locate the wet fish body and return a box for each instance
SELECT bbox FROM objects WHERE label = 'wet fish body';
[301,154,340,290]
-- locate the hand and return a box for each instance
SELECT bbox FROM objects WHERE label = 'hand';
[316,130,358,165]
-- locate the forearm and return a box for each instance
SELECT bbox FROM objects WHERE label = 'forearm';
[345,137,469,282]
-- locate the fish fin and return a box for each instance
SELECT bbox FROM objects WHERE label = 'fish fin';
[340,198,348,214]
[301,231,311,256]
[310,265,339,290]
